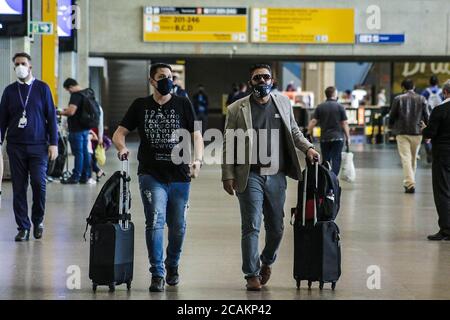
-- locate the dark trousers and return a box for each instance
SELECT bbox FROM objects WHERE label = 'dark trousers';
[6,144,48,231]
[320,140,344,176]
[432,153,450,232]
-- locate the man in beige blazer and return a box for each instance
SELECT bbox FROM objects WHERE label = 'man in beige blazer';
[222,63,320,291]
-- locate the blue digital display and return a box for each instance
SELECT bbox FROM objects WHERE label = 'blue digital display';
[58,0,73,37]
[0,0,23,15]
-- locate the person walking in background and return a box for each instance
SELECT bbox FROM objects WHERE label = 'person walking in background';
[389,79,429,194]
[377,88,387,107]
[421,80,450,240]
[59,78,98,184]
[307,86,350,176]
[172,73,189,98]
[231,82,249,103]
[422,75,444,163]
[192,84,209,134]
[226,83,239,106]
[0,52,58,241]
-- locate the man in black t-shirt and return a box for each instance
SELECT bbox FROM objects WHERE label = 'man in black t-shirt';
[307,86,350,175]
[59,78,93,184]
[113,63,204,292]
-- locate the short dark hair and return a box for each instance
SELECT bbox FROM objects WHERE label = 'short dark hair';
[430,75,439,86]
[325,86,337,99]
[150,63,172,79]
[249,63,272,78]
[401,79,414,91]
[12,52,31,63]
[443,80,450,95]
[63,78,78,89]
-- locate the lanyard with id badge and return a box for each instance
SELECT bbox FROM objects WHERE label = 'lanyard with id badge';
[17,80,34,129]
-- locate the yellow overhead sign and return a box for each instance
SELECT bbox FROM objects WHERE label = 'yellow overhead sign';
[251,8,355,44]
[143,7,248,43]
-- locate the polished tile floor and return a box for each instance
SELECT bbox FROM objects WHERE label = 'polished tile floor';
[0,143,446,300]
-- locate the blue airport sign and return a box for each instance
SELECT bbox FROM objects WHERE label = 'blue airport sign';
[356,34,405,44]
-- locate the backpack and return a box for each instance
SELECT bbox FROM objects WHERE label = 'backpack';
[78,88,101,129]
[427,88,443,111]
[83,171,131,240]
[300,162,341,222]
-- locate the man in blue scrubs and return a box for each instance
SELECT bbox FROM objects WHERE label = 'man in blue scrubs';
[0,52,58,241]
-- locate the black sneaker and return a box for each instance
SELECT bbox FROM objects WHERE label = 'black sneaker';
[61,177,79,185]
[165,266,179,286]
[149,277,165,292]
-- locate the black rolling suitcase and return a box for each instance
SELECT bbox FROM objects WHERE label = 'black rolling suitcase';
[88,158,134,292]
[292,162,342,290]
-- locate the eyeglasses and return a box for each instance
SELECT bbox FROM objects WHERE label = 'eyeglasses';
[252,74,272,81]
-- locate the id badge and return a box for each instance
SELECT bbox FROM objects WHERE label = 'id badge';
[18,116,27,129]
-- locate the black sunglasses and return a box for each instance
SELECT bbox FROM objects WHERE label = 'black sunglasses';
[252,74,272,81]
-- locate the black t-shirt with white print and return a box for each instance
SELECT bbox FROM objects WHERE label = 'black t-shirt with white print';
[119,94,197,183]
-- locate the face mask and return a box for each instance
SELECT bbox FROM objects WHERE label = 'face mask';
[252,84,272,99]
[155,77,173,96]
[15,65,29,80]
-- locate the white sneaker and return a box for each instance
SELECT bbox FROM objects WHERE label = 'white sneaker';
[86,178,97,184]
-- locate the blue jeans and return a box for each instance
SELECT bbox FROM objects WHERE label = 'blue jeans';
[237,172,287,279]
[139,174,190,277]
[320,140,345,176]
[68,130,91,181]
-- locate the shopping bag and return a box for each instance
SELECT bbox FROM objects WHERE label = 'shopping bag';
[340,143,355,182]
[95,144,106,166]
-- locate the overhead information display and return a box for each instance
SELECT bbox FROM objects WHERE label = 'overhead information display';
[251,8,354,44]
[143,6,248,43]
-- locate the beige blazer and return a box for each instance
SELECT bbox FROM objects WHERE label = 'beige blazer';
[221,92,313,193]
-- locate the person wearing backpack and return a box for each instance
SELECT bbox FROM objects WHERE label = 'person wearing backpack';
[59,78,100,184]
[422,76,445,163]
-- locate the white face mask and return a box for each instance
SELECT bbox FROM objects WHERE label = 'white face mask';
[15,65,30,80]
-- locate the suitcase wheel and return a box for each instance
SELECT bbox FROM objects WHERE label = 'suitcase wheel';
[319,282,324,290]
[127,281,131,291]
[296,280,301,289]
[308,280,312,290]
[92,283,97,292]
[332,282,336,291]
[109,284,115,292]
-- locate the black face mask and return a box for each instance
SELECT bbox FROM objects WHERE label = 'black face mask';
[252,83,273,99]
[155,77,173,96]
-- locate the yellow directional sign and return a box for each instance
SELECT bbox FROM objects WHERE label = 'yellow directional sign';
[143,7,248,43]
[251,8,354,44]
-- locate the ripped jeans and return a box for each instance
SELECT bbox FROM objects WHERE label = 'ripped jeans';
[138,174,190,278]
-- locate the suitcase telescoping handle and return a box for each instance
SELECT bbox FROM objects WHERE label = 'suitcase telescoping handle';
[119,156,131,229]
[302,161,319,227]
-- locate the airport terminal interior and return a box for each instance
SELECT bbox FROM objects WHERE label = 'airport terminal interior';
[0,0,450,301]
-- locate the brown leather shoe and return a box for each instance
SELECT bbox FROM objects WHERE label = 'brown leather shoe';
[260,264,272,285]
[246,277,262,291]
